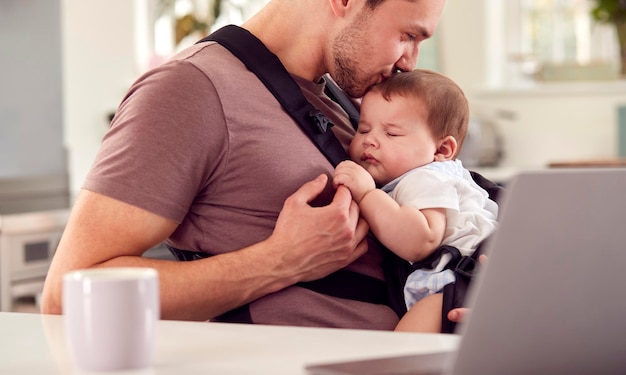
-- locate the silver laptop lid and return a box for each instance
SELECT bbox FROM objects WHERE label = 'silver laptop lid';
[306,169,626,375]
[449,168,626,375]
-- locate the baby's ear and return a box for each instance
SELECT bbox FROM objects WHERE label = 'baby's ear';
[434,136,458,161]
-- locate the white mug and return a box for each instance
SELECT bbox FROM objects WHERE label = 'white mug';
[63,267,160,372]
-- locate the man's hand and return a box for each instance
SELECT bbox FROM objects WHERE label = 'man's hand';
[268,174,370,282]
[333,160,376,203]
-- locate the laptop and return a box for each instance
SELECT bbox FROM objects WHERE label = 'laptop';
[306,168,626,375]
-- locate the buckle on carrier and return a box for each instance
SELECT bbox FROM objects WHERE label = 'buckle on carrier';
[309,110,333,133]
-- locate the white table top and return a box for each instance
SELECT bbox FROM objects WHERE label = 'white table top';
[0,312,459,374]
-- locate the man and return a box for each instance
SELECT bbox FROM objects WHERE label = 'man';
[42,0,450,329]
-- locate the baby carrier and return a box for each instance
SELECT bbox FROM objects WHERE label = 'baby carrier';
[170,25,504,332]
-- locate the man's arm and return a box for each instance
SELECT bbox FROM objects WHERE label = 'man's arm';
[41,174,369,321]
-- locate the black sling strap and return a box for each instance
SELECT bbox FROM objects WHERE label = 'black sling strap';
[198,25,349,166]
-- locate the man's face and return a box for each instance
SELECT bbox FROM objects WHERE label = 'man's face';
[330,0,445,98]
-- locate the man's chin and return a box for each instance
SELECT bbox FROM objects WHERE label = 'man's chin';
[343,87,366,99]
[337,80,369,99]
[350,80,381,98]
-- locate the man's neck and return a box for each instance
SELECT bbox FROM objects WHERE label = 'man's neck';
[241,0,330,82]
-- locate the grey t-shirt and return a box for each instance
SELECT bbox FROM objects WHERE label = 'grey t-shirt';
[84,41,398,330]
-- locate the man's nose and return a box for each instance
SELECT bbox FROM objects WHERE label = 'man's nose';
[395,45,419,73]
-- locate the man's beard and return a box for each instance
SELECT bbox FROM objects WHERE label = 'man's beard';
[331,10,374,98]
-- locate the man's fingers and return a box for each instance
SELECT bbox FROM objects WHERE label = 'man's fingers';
[354,215,369,239]
[289,174,329,205]
[478,254,489,265]
[328,184,353,211]
[448,307,469,323]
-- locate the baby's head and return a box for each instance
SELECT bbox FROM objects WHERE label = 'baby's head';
[366,69,469,158]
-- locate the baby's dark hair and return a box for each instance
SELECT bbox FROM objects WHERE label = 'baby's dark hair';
[369,69,470,155]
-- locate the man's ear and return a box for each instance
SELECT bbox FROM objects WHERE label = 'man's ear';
[328,0,352,18]
[434,136,458,161]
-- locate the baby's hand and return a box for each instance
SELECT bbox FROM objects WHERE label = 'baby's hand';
[333,161,375,203]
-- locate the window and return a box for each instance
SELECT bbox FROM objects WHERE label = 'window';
[487,0,620,86]
[137,0,269,72]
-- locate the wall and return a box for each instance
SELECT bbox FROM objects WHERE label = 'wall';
[437,0,488,92]
[62,0,140,199]
[0,0,65,178]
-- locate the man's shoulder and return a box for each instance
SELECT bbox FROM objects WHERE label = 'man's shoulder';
[170,41,247,77]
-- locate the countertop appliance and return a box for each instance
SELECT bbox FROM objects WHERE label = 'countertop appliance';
[458,116,504,168]
[0,209,69,311]
[0,174,70,311]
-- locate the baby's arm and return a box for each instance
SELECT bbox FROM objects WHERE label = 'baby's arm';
[333,161,446,262]
[359,189,446,262]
